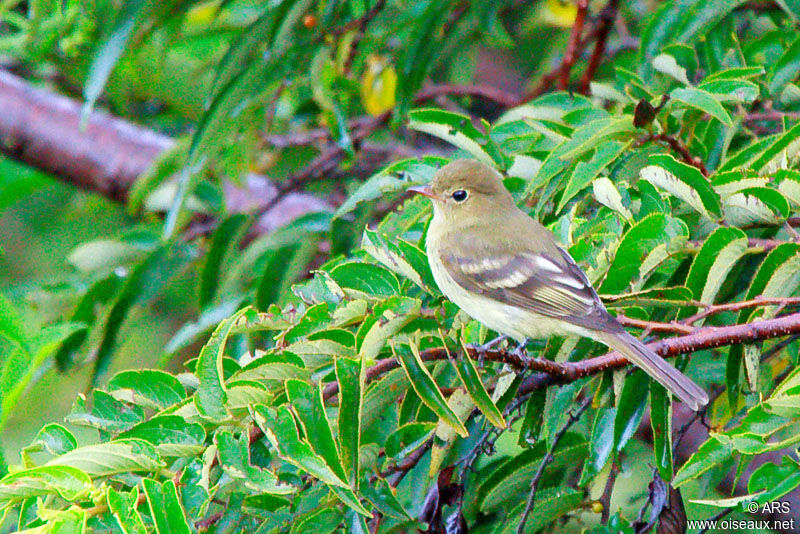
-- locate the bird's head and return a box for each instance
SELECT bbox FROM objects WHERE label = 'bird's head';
[408,159,515,223]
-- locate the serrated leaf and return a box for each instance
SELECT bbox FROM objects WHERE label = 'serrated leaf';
[408,109,508,168]
[670,87,733,126]
[286,379,347,482]
[393,341,468,438]
[614,371,648,452]
[557,141,629,213]
[329,262,400,300]
[107,487,146,534]
[599,213,669,293]
[0,466,92,505]
[452,339,505,429]
[108,369,186,411]
[684,227,749,311]
[336,356,364,487]
[357,296,420,361]
[46,439,164,477]
[558,116,636,161]
[640,154,722,220]
[650,383,673,480]
[118,416,205,457]
[194,307,253,421]
[724,187,790,226]
[215,429,293,494]
[142,479,191,534]
[768,34,800,95]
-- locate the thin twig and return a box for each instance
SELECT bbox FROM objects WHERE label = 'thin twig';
[559,0,590,89]
[641,133,708,176]
[516,397,592,533]
[684,296,800,325]
[321,311,800,401]
[341,0,387,74]
[578,0,619,94]
[598,458,619,524]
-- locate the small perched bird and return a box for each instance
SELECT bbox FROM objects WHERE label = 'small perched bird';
[409,159,708,411]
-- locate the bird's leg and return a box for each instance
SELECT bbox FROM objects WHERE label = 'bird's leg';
[470,335,508,368]
[511,338,531,372]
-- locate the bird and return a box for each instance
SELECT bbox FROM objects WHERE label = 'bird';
[408,158,709,411]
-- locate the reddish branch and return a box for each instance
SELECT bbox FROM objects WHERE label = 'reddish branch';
[559,0,590,89]
[578,0,619,94]
[641,133,709,176]
[321,311,800,401]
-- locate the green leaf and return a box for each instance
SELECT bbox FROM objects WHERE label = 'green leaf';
[684,227,749,307]
[142,478,191,534]
[118,415,205,457]
[107,487,146,534]
[329,262,400,300]
[670,87,733,126]
[452,339,505,429]
[0,294,29,353]
[558,116,636,161]
[393,341,468,438]
[335,356,364,487]
[0,465,92,505]
[614,371,648,452]
[108,369,186,411]
[748,457,800,504]
[501,487,583,533]
[361,477,410,520]
[81,0,149,120]
[252,405,371,516]
[599,213,668,294]
[384,423,436,459]
[479,433,587,512]
[723,187,790,226]
[357,296,421,361]
[518,389,546,448]
[290,507,343,534]
[697,79,759,103]
[640,154,723,220]
[673,434,734,487]
[750,122,800,174]
[408,109,508,168]
[768,34,800,95]
[94,243,195,382]
[650,383,673,481]
[199,214,251,308]
[215,429,293,494]
[777,169,800,206]
[583,406,616,483]
[334,156,446,219]
[65,389,144,433]
[557,141,629,213]
[362,229,435,291]
[21,424,77,459]
[194,307,253,421]
[285,379,348,482]
[46,439,164,477]
[744,243,800,307]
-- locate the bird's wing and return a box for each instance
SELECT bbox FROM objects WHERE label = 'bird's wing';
[439,246,620,333]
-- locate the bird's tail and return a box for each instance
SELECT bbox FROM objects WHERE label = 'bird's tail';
[598,331,709,411]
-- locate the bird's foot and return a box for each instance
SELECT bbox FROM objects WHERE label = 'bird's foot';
[469,335,508,368]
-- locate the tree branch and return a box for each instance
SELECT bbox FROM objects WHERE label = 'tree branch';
[559,0,590,90]
[578,0,619,94]
[0,69,329,233]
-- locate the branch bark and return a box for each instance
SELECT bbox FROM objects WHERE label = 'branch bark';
[0,69,329,233]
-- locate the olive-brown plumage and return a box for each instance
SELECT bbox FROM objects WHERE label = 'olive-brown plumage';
[410,159,708,410]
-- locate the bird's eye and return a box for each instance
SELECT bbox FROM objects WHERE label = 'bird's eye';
[451,189,468,202]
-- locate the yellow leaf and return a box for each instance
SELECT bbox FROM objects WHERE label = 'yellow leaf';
[541,0,577,28]
[185,0,220,26]
[360,55,397,117]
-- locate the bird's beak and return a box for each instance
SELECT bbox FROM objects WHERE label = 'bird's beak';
[408,184,443,201]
